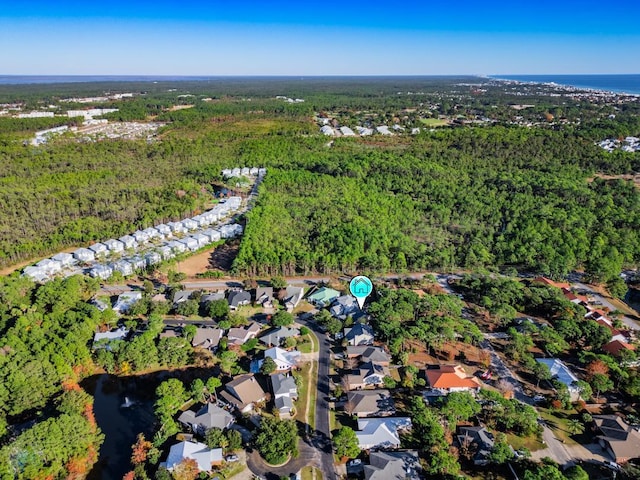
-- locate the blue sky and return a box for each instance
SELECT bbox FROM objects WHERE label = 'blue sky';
[1,0,639,75]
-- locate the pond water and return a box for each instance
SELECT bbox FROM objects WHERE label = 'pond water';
[84,374,157,480]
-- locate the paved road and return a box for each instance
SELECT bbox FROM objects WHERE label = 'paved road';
[480,338,532,405]
[571,280,640,331]
[298,316,336,480]
[246,440,320,479]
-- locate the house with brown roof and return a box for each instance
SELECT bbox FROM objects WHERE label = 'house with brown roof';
[192,328,224,350]
[227,322,262,347]
[220,374,267,413]
[593,414,640,464]
[346,389,395,417]
[602,339,636,358]
[424,365,481,394]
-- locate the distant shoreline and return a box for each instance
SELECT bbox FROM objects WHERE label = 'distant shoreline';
[488,74,640,96]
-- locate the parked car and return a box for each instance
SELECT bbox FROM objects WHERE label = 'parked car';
[347,459,362,466]
[225,454,239,462]
[533,395,546,403]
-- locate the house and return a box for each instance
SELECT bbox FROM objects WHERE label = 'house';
[201,228,221,243]
[178,236,199,251]
[178,404,234,435]
[220,374,267,413]
[201,291,226,304]
[346,346,390,365]
[271,373,298,417]
[73,247,95,263]
[346,361,390,390]
[131,231,148,245]
[173,290,195,306]
[356,417,412,450]
[346,390,395,417]
[167,240,187,254]
[219,224,243,238]
[23,265,49,282]
[532,276,571,291]
[113,292,142,314]
[192,233,209,248]
[228,290,251,310]
[307,287,341,307]
[163,440,223,472]
[424,365,481,394]
[227,322,262,346]
[255,286,274,307]
[144,251,162,266]
[155,224,172,238]
[167,222,186,234]
[344,323,375,346]
[283,286,304,311]
[143,227,162,240]
[593,415,640,464]
[192,328,224,350]
[88,243,108,256]
[103,239,125,253]
[128,256,147,271]
[157,245,174,260]
[112,260,134,277]
[89,264,113,280]
[263,347,301,371]
[456,426,495,466]
[364,450,421,480]
[535,358,581,401]
[330,295,360,319]
[118,235,138,250]
[259,327,300,347]
[36,258,63,275]
[51,252,76,268]
[93,326,128,347]
[602,339,636,358]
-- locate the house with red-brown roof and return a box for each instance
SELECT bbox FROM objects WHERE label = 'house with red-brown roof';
[602,339,636,358]
[533,276,571,291]
[424,365,481,394]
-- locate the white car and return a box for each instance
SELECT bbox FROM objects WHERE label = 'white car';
[225,454,239,462]
[603,460,620,471]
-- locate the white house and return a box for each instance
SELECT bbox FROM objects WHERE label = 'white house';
[73,248,95,262]
[167,240,187,254]
[145,251,162,266]
[157,245,174,260]
[201,229,221,243]
[36,258,63,275]
[192,233,209,248]
[155,224,172,237]
[51,252,75,268]
[112,260,134,276]
[263,347,301,371]
[181,219,198,231]
[356,417,412,450]
[113,292,142,314]
[23,265,49,282]
[143,227,162,240]
[103,239,125,253]
[129,256,147,271]
[132,230,150,244]
[178,237,199,251]
[163,441,223,472]
[167,222,186,234]
[88,243,108,256]
[118,235,137,250]
[89,264,113,280]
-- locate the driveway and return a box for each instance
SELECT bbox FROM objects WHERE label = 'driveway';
[571,280,640,331]
[480,338,532,404]
[246,439,321,479]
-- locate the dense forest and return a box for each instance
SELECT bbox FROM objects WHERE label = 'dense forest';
[1,78,639,280]
[0,274,104,478]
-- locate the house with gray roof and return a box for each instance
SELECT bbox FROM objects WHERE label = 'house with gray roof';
[89,264,113,280]
[356,417,412,450]
[593,414,640,464]
[228,290,251,310]
[36,258,63,275]
[283,285,304,312]
[167,240,187,254]
[201,291,226,304]
[23,265,49,282]
[93,326,128,348]
[364,450,421,480]
[456,426,495,466]
[331,295,360,319]
[346,361,390,390]
[259,327,300,347]
[271,373,298,418]
[192,328,223,350]
[51,252,75,268]
[177,404,234,435]
[118,235,138,250]
[112,260,134,277]
[173,289,195,306]
[344,323,375,346]
[346,346,390,365]
[88,243,108,256]
[255,286,274,307]
[227,322,262,346]
[346,389,395,417]
[104,239,125,253]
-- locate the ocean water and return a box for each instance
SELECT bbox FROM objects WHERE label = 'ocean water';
[491,74,640,95]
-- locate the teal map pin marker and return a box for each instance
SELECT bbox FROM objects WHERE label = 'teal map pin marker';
[349,275,373,309]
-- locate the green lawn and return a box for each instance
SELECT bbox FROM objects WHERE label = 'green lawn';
[301,466,321,480]
[538,408,581,446]
[295,361,317,430]
[505,432,545,452]
[419,117,449,127]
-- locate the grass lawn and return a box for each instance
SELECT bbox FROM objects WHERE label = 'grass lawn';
[419,117,449,127]
[298,331,319,354]
[505,432,545,452]
[295,361,317,430]
[538,408,581,446]
[219,461,246,479]
[301,466,322,480]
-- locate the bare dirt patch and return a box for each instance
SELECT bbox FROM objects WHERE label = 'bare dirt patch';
[175,241,240,278]
[589,173,640,189]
